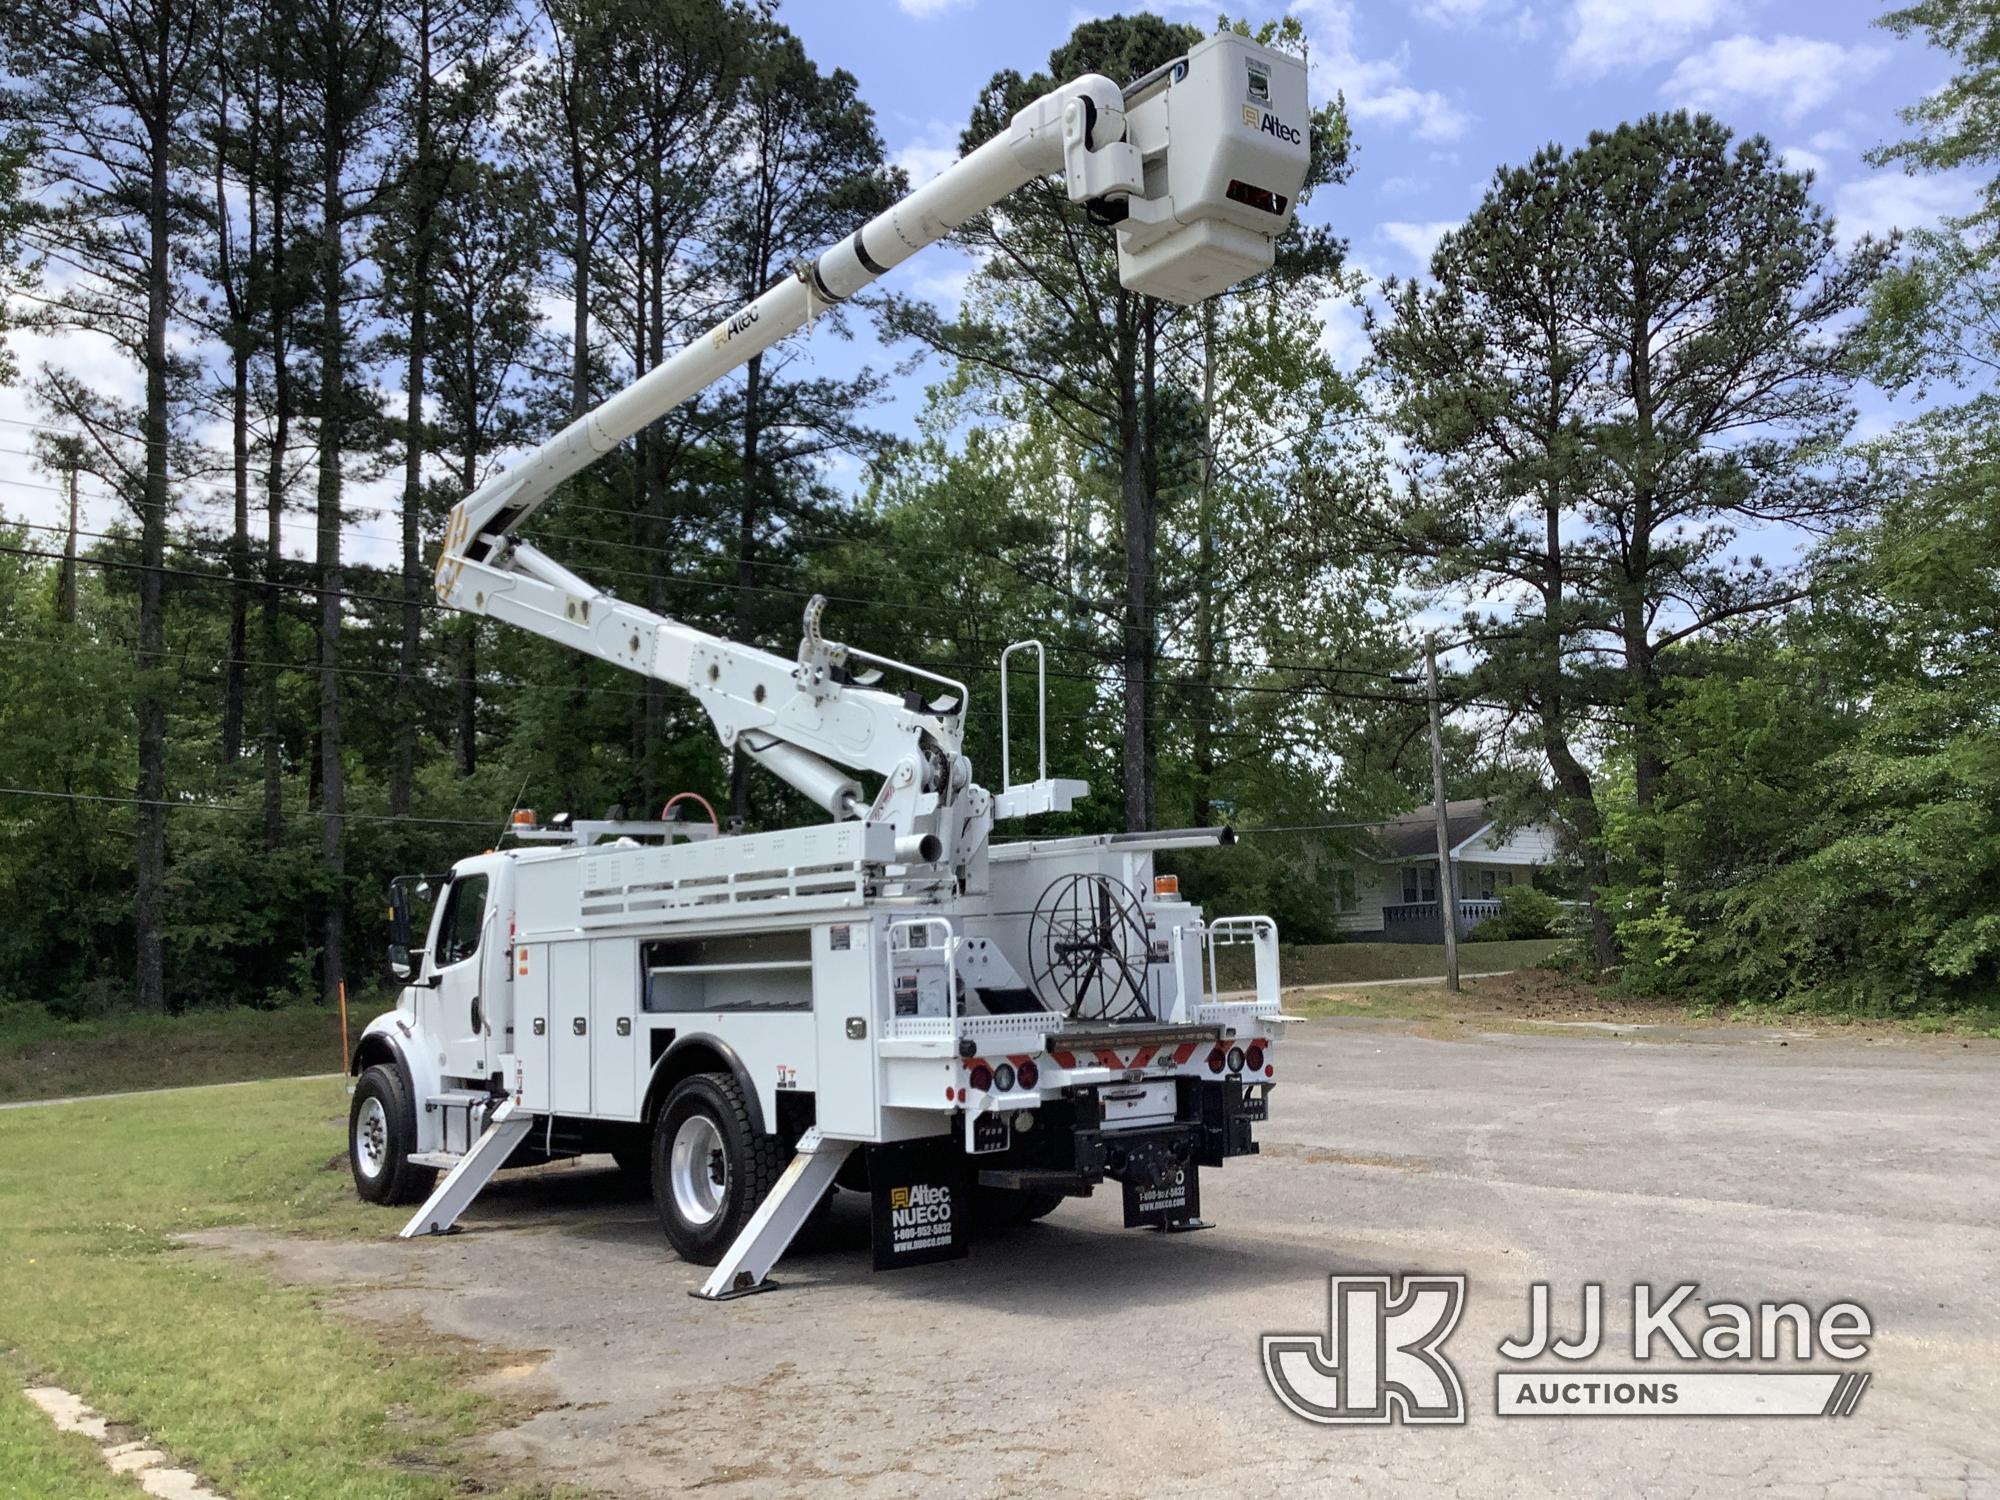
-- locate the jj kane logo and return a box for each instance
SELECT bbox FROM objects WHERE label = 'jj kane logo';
[1263,1277,1875,1424]
[1262,1275,1468,1424]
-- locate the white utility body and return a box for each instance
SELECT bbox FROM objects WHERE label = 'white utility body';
[348,32,1310,1297]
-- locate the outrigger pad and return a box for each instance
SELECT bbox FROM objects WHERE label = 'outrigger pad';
[868,1138,971,1270]
[1123,1162,1202,1231]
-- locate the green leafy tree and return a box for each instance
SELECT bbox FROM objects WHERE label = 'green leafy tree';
[1367,113,1888,967]
[1872,0,2000,239]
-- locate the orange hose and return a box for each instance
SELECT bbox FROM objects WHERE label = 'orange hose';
[660,792,721,835]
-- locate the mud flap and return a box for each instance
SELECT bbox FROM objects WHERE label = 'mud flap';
[868,1138,971,1270]
[1123,1162,1206,1231]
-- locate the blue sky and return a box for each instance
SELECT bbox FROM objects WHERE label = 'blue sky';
[783,0,1968,443]
[2,0,1969,565]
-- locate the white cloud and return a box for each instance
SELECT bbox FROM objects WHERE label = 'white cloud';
[1832,173,1979,244]
[1293,0,1473,143]
[1809,127,1851,153]
[1314,286,1372,372]
[1779,145,1830,180]
[1663,35,1888,123]
[893,120,962,186]
[1562,0,1729,78]
[1379,219,1460,265]
[1378,174,1433,197]
[898,0,969,16]
[1413,0,1542,37]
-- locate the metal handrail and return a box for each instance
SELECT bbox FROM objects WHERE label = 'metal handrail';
[998,640,1047,791]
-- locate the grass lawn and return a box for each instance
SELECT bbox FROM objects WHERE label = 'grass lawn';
[0,1003,378,1104]
[1281,967,2000,1038]
[1213,937,1561,991]
[0,1077,576,1500]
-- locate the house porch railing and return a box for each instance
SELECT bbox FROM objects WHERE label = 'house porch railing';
[1381,898,1502,939]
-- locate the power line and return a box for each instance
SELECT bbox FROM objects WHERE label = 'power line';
[9,527,1433,705]
[0,783,500,828]
[14,529,1567,726]
[0,426,1418,674]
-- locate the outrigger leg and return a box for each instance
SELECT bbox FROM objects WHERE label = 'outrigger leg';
[694,1128,855,1301]
[399,1100,534,1238]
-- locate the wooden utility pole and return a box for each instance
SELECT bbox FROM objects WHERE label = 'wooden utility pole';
[58,452,81,624]
[1425,637,1460,992]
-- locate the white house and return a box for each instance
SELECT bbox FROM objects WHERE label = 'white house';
[1332,798,1558,943]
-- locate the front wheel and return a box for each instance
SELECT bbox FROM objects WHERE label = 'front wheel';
[650,1073,785,1265]
[349,1063,436,1207]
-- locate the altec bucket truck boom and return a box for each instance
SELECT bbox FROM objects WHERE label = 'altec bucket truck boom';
[349,32,1312,1298]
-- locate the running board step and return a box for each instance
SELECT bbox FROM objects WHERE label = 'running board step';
[399,1100,534,1238]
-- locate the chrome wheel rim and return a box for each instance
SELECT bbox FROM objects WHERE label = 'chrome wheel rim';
[355,1096,389,1179]
[669,1114,727,1228]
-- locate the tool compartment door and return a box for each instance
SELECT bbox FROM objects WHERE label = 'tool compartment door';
[813,920,880,1139]
[591,937,638,1119]
[548,940,592,1115]
[516,942,550,1111]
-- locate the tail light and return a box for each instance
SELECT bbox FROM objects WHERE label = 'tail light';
[1017,1060,1039,1090]
[968,1061,993,1092]
[1226,1046,1245,1073]
[992,1062,1017,1093]
[1245,1045,1265,1072]
[1207,1047,1226,1074]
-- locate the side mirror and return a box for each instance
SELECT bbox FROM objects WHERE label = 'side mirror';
[388,879,416,983]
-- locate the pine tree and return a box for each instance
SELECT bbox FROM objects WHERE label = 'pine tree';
[708,18,902,821]
[291,0,398,1005]
[3,0,219,1012]
[1368,114,1888,967]
[377,0,524,813]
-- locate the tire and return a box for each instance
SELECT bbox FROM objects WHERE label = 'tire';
[975,1185,1065,1229]
[650,1072,786,1265]
[349,1063,437,1207]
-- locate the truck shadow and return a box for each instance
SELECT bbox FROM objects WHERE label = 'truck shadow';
[463,1164,1375,1314]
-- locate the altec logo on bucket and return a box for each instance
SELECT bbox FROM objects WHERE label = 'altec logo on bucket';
[1262,1277,1875,1424]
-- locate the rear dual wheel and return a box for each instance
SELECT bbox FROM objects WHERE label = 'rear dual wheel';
[975,1185,1065,1228]
[651,1072,786,1265]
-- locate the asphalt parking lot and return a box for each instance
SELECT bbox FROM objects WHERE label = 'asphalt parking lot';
[228,1015,2000,1498]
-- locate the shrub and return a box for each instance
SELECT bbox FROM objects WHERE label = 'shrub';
[1467,884,1563,941]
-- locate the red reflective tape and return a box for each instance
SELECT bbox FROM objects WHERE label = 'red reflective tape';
[1130,1045,1157,1068]
[1094,1049,1124,1069]
[1172,1043,1196,1065]
[1052,1051,1077,1070]
[1008,1054,1032,1067]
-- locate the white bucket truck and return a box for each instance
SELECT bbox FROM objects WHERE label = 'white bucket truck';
[348,32,1309,1298]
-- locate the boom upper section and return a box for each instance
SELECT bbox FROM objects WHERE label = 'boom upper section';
[431,32,1310,869]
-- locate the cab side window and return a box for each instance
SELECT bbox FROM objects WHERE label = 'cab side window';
[435,875,489,966]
